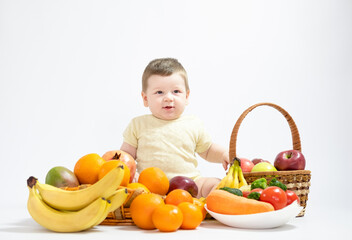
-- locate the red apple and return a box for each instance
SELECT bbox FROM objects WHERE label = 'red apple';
[102,150,136,182]
[274,150,306,170]
[168,176,198,197]
[240,158,254,172]
[252,158,270,165]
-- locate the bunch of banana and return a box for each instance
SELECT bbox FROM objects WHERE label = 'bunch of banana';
[27,165,128,232]
[216,158,249,190]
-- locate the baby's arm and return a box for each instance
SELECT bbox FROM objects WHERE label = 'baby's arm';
[120,142,138,182]
[120,142,137,160]
[198,143,230,170]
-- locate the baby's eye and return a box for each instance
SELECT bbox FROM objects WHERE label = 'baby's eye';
[155,91,163,94]
[173,90,181,94]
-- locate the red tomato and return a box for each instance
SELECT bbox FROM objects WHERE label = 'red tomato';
[242,191,250,198]
[286,190,300,205]
[260,186,287,210]
[250,188,264,195]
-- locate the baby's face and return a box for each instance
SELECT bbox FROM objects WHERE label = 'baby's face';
[142,73,189,120]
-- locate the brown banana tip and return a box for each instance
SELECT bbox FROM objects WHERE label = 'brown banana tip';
[107,199,111,204]
[234,157,241,165]
[125,188,128,193]
[118,164,124,169]
[27,176,37,188]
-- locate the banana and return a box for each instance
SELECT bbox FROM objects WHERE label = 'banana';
[88,198,112,228]
[216,158,248,190]
[224,164,235,188]
[107,188,129,213]
[216,172,229,189]
[27,185,109,232]
[35,165,125,211]
[238,165,248,188]
[233,164,239,188]
[90,188,129,227]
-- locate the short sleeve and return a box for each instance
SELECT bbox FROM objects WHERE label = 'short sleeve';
[195,119,212,153]
[123,119,138,148]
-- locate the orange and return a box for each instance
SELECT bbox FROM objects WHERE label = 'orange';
[127,182,150,192]
[74,153,105,184]
[178,202,203,230]
[129,193,164,230]
[193,198,207,220]
[98,160,130,186]
[165,189,193,206]
[138,167,169,195]
[152,204,183,232]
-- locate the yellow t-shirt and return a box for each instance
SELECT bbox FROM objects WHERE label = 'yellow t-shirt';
[123,114,212,180]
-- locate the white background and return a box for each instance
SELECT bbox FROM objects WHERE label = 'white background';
[1,0,351,239]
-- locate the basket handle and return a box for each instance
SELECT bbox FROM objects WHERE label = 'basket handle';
[229,102,302,161]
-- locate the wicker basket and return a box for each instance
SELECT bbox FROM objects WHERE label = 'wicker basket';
[229,102,311,217]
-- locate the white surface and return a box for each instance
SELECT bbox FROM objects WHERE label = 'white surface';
[1,0,351,239]
[205,202,303,229]
[0,206,349,239]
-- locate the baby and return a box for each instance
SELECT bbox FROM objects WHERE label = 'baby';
[120,58,229,198]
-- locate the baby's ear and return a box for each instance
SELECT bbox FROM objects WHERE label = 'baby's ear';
[186,90,190,105]
[141,91,149,107]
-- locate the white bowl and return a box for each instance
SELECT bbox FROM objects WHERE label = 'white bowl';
[204,202,303,229]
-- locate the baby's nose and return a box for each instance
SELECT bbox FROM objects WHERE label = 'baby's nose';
[164,92,174,101]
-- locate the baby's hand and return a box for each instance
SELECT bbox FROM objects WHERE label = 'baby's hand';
[222,151,230,171]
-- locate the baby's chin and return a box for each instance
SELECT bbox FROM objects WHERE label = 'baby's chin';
[152,113,182,121]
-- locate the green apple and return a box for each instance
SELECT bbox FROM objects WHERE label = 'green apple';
[251,162,277,172]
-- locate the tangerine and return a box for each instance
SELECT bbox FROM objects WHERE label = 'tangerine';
[74,153,105,184]
[98,160,130,186]
[129,193,164,230]
[165,189,193,206]
[138,167,169,195]
[178,202,203,230]
[127,182,150,193]
[152,204,183,232]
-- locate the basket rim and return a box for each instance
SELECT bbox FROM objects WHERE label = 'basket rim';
[243,170,311,176]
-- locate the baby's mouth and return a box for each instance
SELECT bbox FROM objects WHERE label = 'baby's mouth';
[163,106,174,109]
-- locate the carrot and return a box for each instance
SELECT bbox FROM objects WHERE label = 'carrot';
[206,190,274,215]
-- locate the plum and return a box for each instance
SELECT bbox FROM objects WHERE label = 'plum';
[168,176,198,197]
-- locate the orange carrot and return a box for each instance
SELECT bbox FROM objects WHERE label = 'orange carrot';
[206,190,274,215]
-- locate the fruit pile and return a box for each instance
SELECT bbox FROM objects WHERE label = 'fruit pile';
[27,151,208,233]
[26,150,136,232]
[129,167,206,232]
[207,158,300,215]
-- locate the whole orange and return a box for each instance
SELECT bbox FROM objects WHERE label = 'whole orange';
[193,198,207,220]
[152,204,183,232]
[165,189,193,206]
[129,193,164,230]
[178,202,203,230]
[74,153,105,184]
[98,160,130,186]
[138,167,169,195]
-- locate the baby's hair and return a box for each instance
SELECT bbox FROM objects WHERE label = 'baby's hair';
[142,58,189,92]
